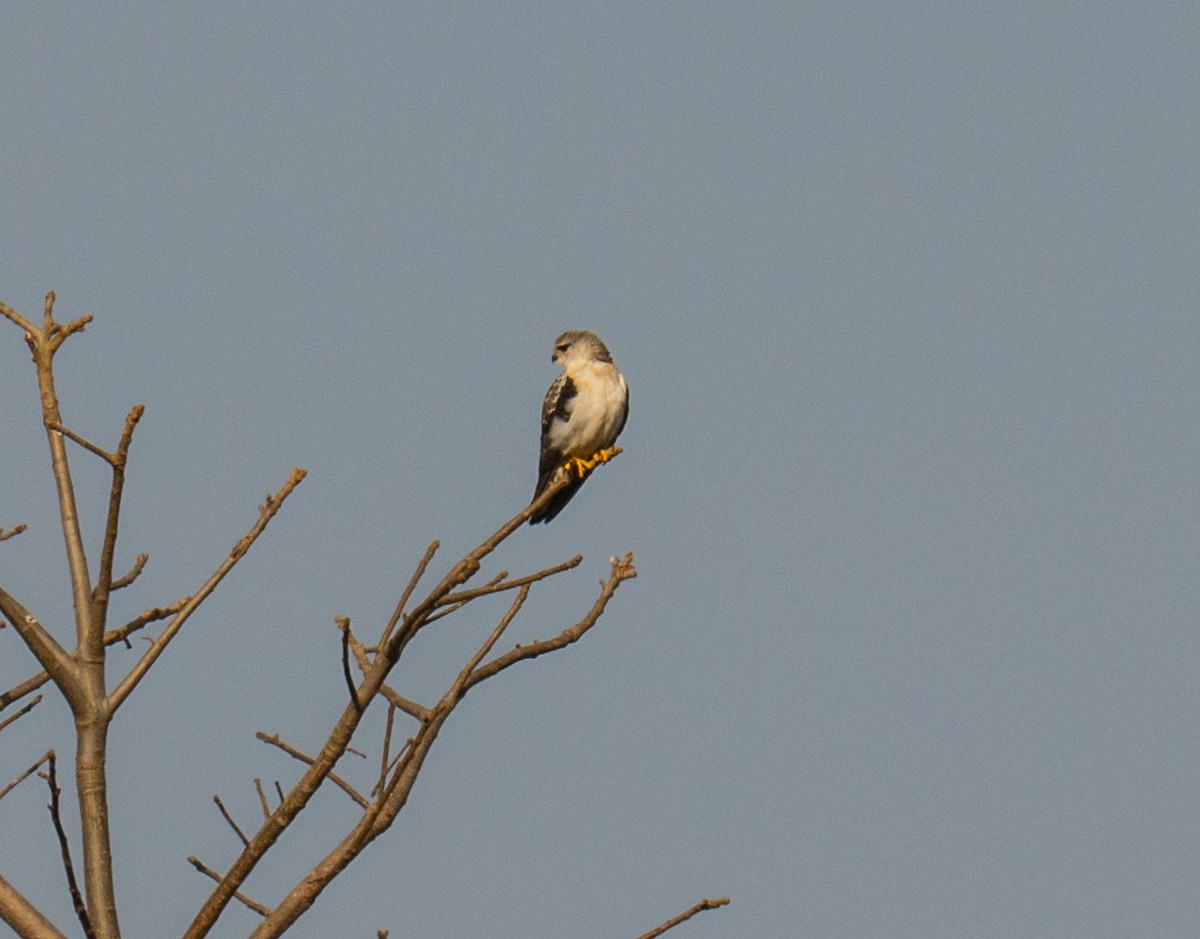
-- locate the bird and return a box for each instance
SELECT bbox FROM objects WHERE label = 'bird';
[528,329,629,524]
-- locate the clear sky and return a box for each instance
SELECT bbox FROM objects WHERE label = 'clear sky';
[2,3,1199,937]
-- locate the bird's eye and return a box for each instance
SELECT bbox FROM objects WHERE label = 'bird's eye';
[555,344,569,353]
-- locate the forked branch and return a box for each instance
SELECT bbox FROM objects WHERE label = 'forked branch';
[185,462,630,939]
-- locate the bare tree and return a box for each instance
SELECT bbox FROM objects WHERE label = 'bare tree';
[0,294,727,938]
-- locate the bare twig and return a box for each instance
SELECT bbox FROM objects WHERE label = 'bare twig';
[375,705,397,798]
[435,555,582,608]
[46,422,113,464]
[465,554,637,691]
[108,468,306,712]
[113,597,190,642]
[255,733,370,809]
[213,796,250,848]
[187,859,269,917]
[0,750,53,804]
[378,540,439,649]
[0,599,189,713]
[254,779,271,820]
[0,524,27,543]
[0,872,67,939]
[92,404,146,645]
[0,694,42,734]
[636,897,731,939]
[0,300,36,333]
[0,671,51,713]
[46,314,94,353]
[337,618,361,713]
[377,684,429,721]
[422,570,508,625]
[187,466,623,939]
[42,754,94,938]
[0,587,80,710]
[109,553,148,592]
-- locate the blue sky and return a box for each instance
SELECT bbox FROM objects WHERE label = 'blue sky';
[3,4,1200,937]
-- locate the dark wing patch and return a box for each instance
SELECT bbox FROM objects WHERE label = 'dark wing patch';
[537,374,576,481]
[531,373,577,513]
[541,374,576,436]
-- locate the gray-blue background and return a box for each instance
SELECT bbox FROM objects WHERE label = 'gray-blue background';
[3,4,1199,936]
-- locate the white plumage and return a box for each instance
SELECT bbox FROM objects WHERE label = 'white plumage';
[529,330,629,524]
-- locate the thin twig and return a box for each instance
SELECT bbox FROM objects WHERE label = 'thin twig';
[91,403,146,653]
[466,554,637,691]
[254,779,272,819]
[0,300,36,333]
[0,694,42,734]
[213,796,250,847]
[423,570,508,625]
[435,555,582,608]
[636,897,731,939]
[0,524,26,543]
[0,671,50,713]
[185,470,613,939]
[108,468,306,712]
[378,540,439,649]
[0,750,53,803]
[47,314,94,353]
[376,704,396,798]
[109,553,149,591]
[0,597,189,713]
[42,754,95,938]
[187,858,269,917]
[378,684,430,721]
[337,617,361,713]
[46,422,114,464]
[114,597,190,641]
[255,732,370,809]
[344,629,430,721]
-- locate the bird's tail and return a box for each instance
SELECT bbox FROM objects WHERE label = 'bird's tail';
[528,471,585,524]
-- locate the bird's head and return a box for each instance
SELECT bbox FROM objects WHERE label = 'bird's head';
[551,329,613,367]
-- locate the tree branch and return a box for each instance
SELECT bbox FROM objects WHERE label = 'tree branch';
[108,553,148,592]
[434,554,582,608]
[636,897,730,939]
[212,796,250,848]
[107,468,306,712]
[91,404,145,648]
[185,465,622,939]
[0,751,53,804]
[0,524,27,543]
[465,554,637,691]
[42,755,94,939]
[0,599,188,713]
[0,695,43,735]
[186,859,269,918]
[0,872,67,939]
[255,733,370,809]
[336,618,361,713]
[0,588,80,711]
[45,422,113,464]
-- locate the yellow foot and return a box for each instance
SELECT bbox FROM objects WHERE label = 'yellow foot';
[564,448,618,479]
[565,456,594,478]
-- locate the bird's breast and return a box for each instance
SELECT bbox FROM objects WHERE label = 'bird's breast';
[549,362,627,457]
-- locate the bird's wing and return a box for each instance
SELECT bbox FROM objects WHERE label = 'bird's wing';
[537,372,576,482]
